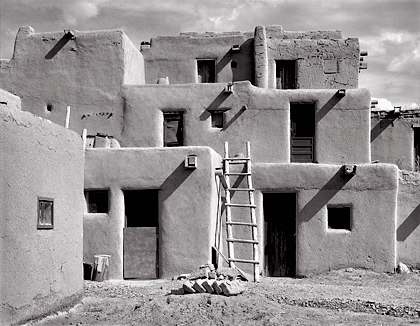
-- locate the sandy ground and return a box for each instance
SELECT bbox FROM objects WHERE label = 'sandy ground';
[24,269,420,326]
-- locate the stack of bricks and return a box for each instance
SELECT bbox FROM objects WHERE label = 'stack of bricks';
[171,264,248,297]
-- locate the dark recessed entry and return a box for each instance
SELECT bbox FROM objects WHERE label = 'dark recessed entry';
[264,193,296,277]
[290,103,316,163]
[123,190,159,279]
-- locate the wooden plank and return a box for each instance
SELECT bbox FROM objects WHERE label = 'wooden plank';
[123,227,157,279]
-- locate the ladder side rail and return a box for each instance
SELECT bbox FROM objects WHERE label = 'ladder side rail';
[246,141,260,282]
[224,141,236,268]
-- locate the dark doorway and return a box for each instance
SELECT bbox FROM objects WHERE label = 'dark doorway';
[164,112,183,147]
[123,190,159,279]
[414,127,420,172]
[264,193,296,277]
[276,60,296,89]
[290,103,316,163]
[197,59,216,83]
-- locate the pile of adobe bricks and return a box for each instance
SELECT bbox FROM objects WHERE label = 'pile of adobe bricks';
[171,263,248,296]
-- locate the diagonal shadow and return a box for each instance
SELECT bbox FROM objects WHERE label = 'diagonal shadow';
[371,118,397,142]
[216,50,232,75]
[397,203,420,241]
[45,32,74,59]
[299,167,354,223]
[222,106,247,131]
[159,161,194,202]
[199,90,231,121]
[315,91,344,123]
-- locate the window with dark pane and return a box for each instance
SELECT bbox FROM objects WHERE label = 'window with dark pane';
[164,112,183,147]
[85,190,109,213]
[328,206,351,231]
[211,111,224,128]
[197,59,216,83]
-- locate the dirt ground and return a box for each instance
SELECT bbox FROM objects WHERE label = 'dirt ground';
[24,268,420,326]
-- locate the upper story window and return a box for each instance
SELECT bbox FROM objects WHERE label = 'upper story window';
[197,59,216,83]
[164,112,184,146]
[85,190,109,213]
[276,60,297,89]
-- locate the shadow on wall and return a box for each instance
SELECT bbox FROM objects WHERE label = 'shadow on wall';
[397,203,420,241]
[215,39,253,83]
[159,161,195,202]
[45,31,75,59]
[371,118,397,142]
[315,91,344,123]
[299,166,355,223]
[199,90,231,121]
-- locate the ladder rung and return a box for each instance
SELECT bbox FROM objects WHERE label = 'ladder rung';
[226,203,256,208]
[227,188,254,191]
[227,221,258,226]
[223,157,250,161]
[229,258,259,264]
[227,238,259,244]
[225,172,251,176]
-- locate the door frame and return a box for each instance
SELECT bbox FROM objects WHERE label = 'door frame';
[262,191,297,277]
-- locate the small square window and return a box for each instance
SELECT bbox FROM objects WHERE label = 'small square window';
[85,190,109,213]
[211,111,224,128]
[328,206,351,230]
[38,197,54,229]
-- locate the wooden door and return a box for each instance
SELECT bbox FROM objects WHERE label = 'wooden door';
[290,103,315,163]
[264,193,296,277]
[123,190,159,279]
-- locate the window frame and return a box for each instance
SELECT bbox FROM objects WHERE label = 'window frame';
[163,112,184,147]
[211,110,225,129]
[84,189,109,214]
[327,205,352,231]
[197,59,216,83]
[37,197,54,229]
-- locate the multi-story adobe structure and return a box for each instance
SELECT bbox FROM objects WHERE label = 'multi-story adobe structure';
[1,25,420,300]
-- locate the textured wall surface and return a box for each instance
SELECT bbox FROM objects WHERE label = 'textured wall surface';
[84,147,221,279]
[371,114,419,171]
[397,171,420,266]
[0,91,84,325]
[253,163,398,276]
[142,32,254,85]
[121,82,371,164]
[0,26,144,139]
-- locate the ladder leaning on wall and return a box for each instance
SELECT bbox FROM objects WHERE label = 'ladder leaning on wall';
[218,141,260,282]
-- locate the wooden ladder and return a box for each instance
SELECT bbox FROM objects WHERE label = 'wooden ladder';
[222,141,260,282]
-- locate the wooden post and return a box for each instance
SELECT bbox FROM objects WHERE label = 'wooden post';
[65,106,71,128]
[82,129,87,156]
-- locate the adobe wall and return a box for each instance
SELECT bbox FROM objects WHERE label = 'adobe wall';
[397,171,420,267]
[371,112,420,171]
[83,147,221,279]
[0,26,145,138]
[255,25,360,89]
[122,82,371,164]
[141,32,254,85]
[0,90,84,325]
[252,163,398,276]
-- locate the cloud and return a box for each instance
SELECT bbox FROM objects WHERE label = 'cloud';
[387,37,420,74]
[62,1,102,25]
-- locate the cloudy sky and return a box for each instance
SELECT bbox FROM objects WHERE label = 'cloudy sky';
[0,0,419,107]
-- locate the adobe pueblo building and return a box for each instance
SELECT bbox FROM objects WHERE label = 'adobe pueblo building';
[1,23,420,306]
